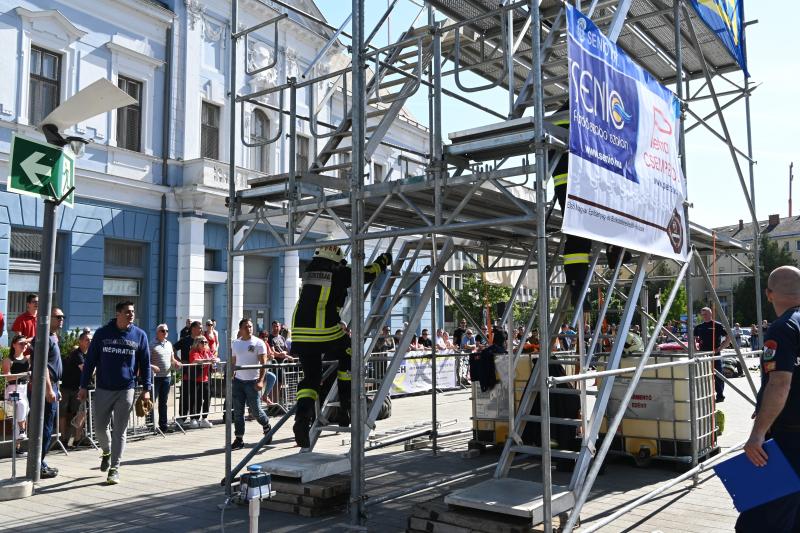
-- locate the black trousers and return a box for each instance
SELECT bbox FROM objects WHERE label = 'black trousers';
[292,335,352,418]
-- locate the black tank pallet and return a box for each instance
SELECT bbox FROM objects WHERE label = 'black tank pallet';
[264,473,350,517]
[406,500,547,533]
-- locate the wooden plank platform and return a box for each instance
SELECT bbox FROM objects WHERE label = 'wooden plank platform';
[406,500,548,533]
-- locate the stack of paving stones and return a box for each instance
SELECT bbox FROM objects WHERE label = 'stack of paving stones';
[261,474,350,517]
[406,500,547,533]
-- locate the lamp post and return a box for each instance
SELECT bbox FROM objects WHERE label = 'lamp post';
[15,78,134,485]
[25,130,86,482]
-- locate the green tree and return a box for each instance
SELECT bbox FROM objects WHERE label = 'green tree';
[733,236,798,324]
[453,273,512,326]
[659,282,687,323]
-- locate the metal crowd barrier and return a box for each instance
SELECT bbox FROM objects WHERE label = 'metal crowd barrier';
[1,372,71,477]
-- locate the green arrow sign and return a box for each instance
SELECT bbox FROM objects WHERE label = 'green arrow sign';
[7,135,74,208]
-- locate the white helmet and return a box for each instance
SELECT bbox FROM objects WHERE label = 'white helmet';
[314,245,344,263]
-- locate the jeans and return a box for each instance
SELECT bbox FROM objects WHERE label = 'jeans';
[714,358,725,398]
[192,381,210,420]
[153,376,171,429]
[232,378,270,438]
[41,383,58,469]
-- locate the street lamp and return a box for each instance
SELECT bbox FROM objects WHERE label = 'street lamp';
[23,79,135,485]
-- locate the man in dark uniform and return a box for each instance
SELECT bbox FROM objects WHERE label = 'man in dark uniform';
[693,307,730,402]
[738,266,800,532]
[291,245,392,448]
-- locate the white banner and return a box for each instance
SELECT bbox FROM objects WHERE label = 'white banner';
[563,5,688,261]
[391,351,457,395]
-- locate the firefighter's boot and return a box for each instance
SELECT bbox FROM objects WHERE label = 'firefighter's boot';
[293,398,314,448]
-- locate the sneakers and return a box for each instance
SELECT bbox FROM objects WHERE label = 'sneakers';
[14,447,26,457]
[231,437,244,450]
[107,467,120,485]
[100,452,111,472]
[188,419,199,429]
[40,466,58,479]
[198,419,213,428]
[293,417,311,448]
[263,424,273,446]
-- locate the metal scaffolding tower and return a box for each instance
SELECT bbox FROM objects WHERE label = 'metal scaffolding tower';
[223,0,761,530]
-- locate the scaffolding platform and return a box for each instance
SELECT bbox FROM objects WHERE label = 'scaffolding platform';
[254,452,350,483]
[446,116,568,161]
[429,0,744,106]
[445,478,574,521]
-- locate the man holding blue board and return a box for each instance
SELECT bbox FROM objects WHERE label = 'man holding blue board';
[739,266,800,531]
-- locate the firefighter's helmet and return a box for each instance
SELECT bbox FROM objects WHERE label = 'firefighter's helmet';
[314,245,344,263]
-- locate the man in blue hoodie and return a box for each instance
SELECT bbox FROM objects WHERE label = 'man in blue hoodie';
[77,301,150,484]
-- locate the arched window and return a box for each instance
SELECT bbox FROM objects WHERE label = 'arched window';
[251,109,270,172]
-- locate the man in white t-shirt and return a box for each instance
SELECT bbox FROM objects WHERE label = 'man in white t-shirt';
[231,318,276,450]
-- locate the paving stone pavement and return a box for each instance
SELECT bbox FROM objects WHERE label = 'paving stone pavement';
[3,371,756,532]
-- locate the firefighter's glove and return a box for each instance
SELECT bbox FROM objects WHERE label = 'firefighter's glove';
[376,252,393,271]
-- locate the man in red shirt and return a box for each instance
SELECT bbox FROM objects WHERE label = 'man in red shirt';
[12,294,38,339]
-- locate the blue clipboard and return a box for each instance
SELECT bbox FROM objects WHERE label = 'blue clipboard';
[713,439,800,512]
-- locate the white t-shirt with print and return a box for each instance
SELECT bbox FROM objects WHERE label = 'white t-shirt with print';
[232,337,268,381]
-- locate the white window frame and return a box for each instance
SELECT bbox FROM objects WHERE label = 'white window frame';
[16,7,85,127]
[107,38,164,155]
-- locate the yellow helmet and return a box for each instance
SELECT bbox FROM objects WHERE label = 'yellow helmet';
[314,245,344,263]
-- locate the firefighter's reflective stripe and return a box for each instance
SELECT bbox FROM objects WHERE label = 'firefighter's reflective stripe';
[337,370,352,381]
[563,252,589,265]
[553,118,570,126]
[292,327,345,343]
[553,173,568,187]
[315,286,330,329]
[297,388,318,401]
[365,263,382,276]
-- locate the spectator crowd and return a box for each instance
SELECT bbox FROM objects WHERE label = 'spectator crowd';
[1,291,768,483]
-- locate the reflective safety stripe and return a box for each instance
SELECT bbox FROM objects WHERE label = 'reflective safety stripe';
[315,286,330,329]
[365,263,381,275]
[553,119,570,126]
[292,329,346,343]
[337,370,352,381]
[553,173,568,187]
[293,325,341,335]
[296,388,318,401]
[563,253,589,265]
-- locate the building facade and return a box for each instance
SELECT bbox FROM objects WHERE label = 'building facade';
[695,213,800,321]
[0,0,431,355]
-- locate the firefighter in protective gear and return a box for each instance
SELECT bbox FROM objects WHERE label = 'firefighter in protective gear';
[291,245,393,448]
[551,106,628,306]
[551,109,592,307]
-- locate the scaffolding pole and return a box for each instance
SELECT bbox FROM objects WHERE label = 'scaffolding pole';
[529,2,552,531]
[223,0,239,498]
[350,0,367,526]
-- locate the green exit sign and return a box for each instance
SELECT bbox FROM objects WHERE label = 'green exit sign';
[7,135,75,208]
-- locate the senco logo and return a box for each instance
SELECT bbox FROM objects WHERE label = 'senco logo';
[577,16,588,42]
[609,94,632,129]
[571,62,633,131]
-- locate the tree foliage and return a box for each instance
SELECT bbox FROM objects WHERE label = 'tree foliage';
[659,282,687,323]
[452,273,532,327]
[733,236,798,325]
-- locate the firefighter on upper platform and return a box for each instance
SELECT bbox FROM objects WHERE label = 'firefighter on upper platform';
[290,244,392,448]
[551,105,629,307]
